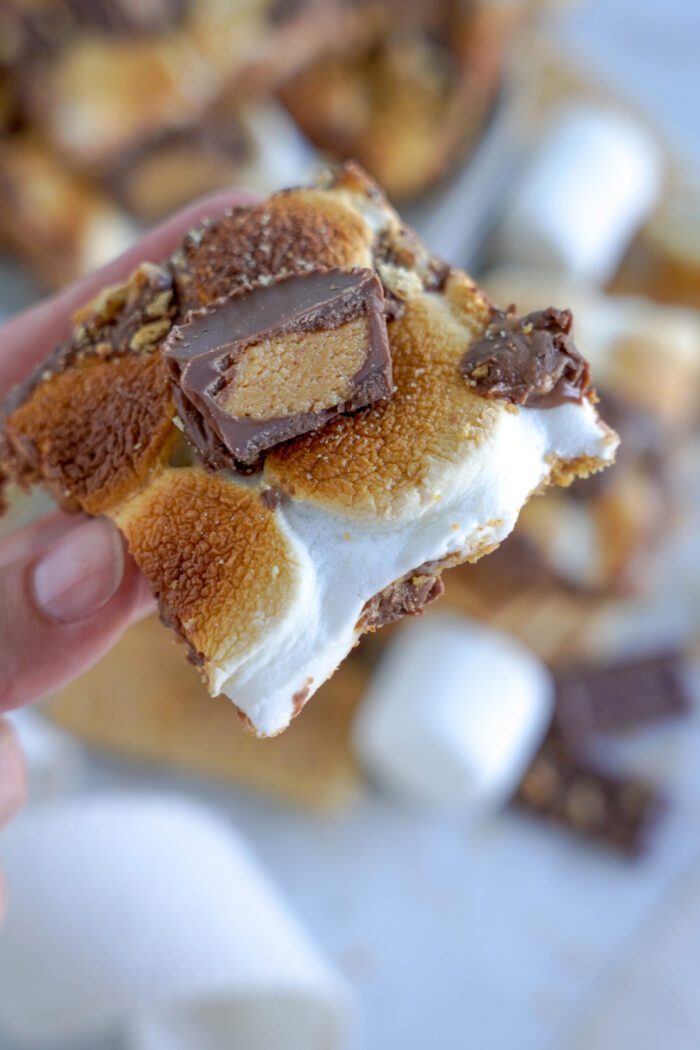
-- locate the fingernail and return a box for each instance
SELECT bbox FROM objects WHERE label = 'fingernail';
[32,518,124,623]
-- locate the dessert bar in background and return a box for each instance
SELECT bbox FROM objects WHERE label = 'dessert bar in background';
[0,134,135,287]
[0,0,540,289]
[279,0,527,202]
[0,0,366,284]
[611,185,700,311]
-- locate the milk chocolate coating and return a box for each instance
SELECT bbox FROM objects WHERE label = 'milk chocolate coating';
[164,267,393,470]
[513,731,665,857]
[360,563,444,629]
[460,307,590,408]
[553,651,691,743]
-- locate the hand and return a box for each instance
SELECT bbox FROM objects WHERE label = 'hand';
[0,192,253,833]
[0,720,25,919]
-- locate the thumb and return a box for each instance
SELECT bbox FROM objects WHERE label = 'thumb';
[0,516,154,712]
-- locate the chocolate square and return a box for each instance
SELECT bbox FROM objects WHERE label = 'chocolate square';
[164,267,393,470]
[553,651,691,743]
[513,732,666,857]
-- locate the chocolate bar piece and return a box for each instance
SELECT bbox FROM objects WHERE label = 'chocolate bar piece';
[553,651,691,742]
[164,267,393,469]
[513,733,665,856]
[460,307,590,408]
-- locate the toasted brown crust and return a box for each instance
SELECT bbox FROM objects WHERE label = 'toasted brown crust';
[265,273,495,519]
[174,190,374,313]
[1,260,179,513]
[115,467,301,673]
[3,353,176,514]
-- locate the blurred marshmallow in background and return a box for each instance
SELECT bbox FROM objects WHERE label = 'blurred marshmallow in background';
[492,106,664,285]
[352,615,553,813]
[0,795,349,1050]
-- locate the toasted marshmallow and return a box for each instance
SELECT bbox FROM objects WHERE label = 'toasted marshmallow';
[214,394,611,735]
[1,164,617,736]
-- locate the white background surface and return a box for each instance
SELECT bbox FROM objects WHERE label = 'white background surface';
[7,688,700,1050]
[2,1,700,1048]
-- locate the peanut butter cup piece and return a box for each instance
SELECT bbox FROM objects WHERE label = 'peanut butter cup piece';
[164,267,393,470]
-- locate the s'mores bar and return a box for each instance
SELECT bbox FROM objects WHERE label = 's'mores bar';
[612,187,700,311]
[0,165,617,735]
[279,0,523,201]
[15,0,367,176]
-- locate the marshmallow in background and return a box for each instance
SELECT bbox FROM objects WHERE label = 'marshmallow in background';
[240,101,317,193]
[494,106,663,285]
[352,614,553,812]
[0,795,349,1050]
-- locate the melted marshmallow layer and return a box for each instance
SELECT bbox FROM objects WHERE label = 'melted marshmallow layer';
[212,396,616,735]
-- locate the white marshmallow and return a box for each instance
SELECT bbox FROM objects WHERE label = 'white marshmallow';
[217,396,613,736]
[494,107,663,285]
[352,614,553,812]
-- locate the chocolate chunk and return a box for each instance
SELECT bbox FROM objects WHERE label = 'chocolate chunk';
[359,564,445,629]
[164,268,393,470]
[553,651,691,744]
[2,262,176,420]
[460,306,590,408]
[513,732,666,857]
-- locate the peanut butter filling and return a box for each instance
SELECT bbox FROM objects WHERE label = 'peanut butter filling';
[220,316,371,421]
